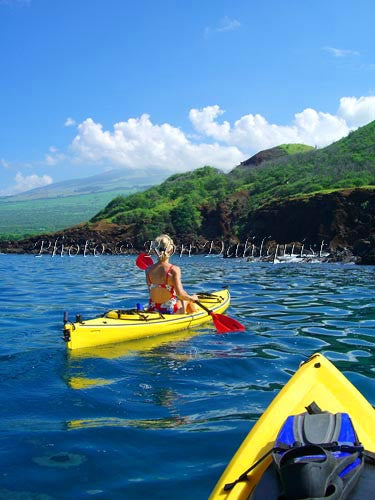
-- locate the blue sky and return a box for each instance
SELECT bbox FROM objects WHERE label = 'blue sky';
[1,0,375,195]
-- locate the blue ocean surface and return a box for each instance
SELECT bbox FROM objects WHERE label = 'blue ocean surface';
[0,254,374,499]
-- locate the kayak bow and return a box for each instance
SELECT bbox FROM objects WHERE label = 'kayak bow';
[210,353,375,499]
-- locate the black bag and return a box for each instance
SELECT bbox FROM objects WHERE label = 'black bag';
[273,411,364,499]
[225,405,375,499]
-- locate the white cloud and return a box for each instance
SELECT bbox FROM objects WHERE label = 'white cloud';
[71,115,244,171]
[1,158,11,169]
[189,105,231,141]
[324,47,360,57]
[45,146,65,165]
[45,154,63,166]
[68,95,375,172]
[64,117,76,127]
[190,105,349,150]
[205,16,241,37]
[0,172,53,196]
[338,96,375,127]
[216,16,241,32]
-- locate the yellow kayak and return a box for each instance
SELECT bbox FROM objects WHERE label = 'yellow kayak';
[64,289,230,350]
[210,353,375,500]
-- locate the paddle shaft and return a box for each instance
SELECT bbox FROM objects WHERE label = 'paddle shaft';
[195,300,214,316]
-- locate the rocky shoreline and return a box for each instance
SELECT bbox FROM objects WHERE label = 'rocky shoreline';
[1,234,373,265]
[1,188,374,265]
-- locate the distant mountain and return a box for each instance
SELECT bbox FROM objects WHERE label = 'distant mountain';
[5,168,169,201]
[0,168,169,238]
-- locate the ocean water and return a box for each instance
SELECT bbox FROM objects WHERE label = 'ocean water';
[0,254,374,499]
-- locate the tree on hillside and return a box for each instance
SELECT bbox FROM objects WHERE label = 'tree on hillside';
[171,197,202,236]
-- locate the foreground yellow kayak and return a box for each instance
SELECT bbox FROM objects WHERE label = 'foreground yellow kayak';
[210,353,375,499]
[64,289,230,350]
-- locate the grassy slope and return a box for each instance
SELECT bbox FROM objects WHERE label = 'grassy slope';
[278,144,314,154]
[0,188,139,239]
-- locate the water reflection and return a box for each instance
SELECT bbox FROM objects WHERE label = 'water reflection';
[66,329,202,361]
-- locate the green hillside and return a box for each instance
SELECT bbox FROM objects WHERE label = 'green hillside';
[91,120,375,240]
[0,188,138,239]
[91,167,228,241]
[229,121,375,210]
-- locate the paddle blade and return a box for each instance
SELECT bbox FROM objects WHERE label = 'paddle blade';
[210,312,245,334]
[136,253,154,270]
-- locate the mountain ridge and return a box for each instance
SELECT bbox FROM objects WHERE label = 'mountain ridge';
[2,168,168,202]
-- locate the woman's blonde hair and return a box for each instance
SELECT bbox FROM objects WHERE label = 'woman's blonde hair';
[151,234,174,262]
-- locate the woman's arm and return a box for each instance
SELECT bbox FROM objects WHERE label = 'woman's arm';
[172,266,198,302]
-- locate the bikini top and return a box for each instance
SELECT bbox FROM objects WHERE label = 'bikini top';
[146,265,176,297]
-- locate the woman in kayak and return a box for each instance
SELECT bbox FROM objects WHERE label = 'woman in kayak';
[146,234,198,314]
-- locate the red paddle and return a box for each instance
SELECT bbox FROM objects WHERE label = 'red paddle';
[194,299,245,334]
[136,252,154,270]
[135,253,245,334]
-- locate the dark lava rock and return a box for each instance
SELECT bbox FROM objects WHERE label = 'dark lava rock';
[240,146,291,167]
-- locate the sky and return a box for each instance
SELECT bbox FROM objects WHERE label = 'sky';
[1,0,375,195]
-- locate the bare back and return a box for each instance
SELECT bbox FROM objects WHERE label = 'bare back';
[146,262,177,303]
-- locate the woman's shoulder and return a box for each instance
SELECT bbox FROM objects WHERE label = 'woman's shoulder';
[145,262,158,274]
[169,264,181,274]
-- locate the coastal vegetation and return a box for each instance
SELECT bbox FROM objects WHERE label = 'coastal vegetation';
[91,166,228,241]
[90,120,375,241]
[229,120,375,208]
